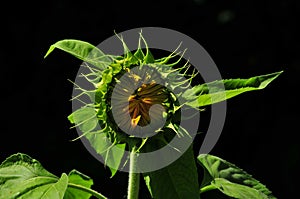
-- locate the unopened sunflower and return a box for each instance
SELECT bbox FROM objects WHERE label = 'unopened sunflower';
[44,31,282,175]
[45,33,198,162]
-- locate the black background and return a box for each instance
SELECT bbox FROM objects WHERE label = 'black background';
[1,0,299,198]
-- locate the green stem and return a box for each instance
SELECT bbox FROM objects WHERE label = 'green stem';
[68,183,107,199]
[127,148,140,199]
[199,184,217,194]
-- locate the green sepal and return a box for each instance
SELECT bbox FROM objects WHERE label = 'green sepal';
[85,132,126,177]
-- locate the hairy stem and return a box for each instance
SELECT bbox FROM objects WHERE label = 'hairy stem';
[68,183,107,199]
[127,147,140,199]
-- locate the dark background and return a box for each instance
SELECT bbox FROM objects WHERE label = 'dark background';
[1,0,299,198]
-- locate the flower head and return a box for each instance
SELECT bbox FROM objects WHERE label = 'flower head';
[70,33,197,150]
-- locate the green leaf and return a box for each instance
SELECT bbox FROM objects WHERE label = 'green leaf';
[184,71,283,107]
[68,107,98,133]
[211,178,269,199]
[197,154,276,198]
[85,133,126,177]
[64,170,93,199]
[68,106,126,177]
[0,153,108,199]
[0,153,68,199]
[143,146,200,199]
[44,39,112,70]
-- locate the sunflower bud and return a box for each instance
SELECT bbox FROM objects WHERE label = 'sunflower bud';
[71,33,198,152]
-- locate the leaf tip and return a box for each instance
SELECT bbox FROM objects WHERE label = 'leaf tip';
[44,45,55,59]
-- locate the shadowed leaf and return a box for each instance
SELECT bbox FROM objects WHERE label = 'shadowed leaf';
[143,147,199,199]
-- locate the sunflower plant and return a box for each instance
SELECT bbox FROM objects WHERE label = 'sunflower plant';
[0,32,282,199]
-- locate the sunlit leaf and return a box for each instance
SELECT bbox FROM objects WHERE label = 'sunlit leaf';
[0,153,68,199]
[68,107,98,133]
[184,71,283,107]
[44,39,112,70]
[0,153,108,199]
[212,178,269,199]
[198,154,276,198]
[64,170,93,199]
[68,106,126,177]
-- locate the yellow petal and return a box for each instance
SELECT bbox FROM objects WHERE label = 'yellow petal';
[131,115,141,127]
